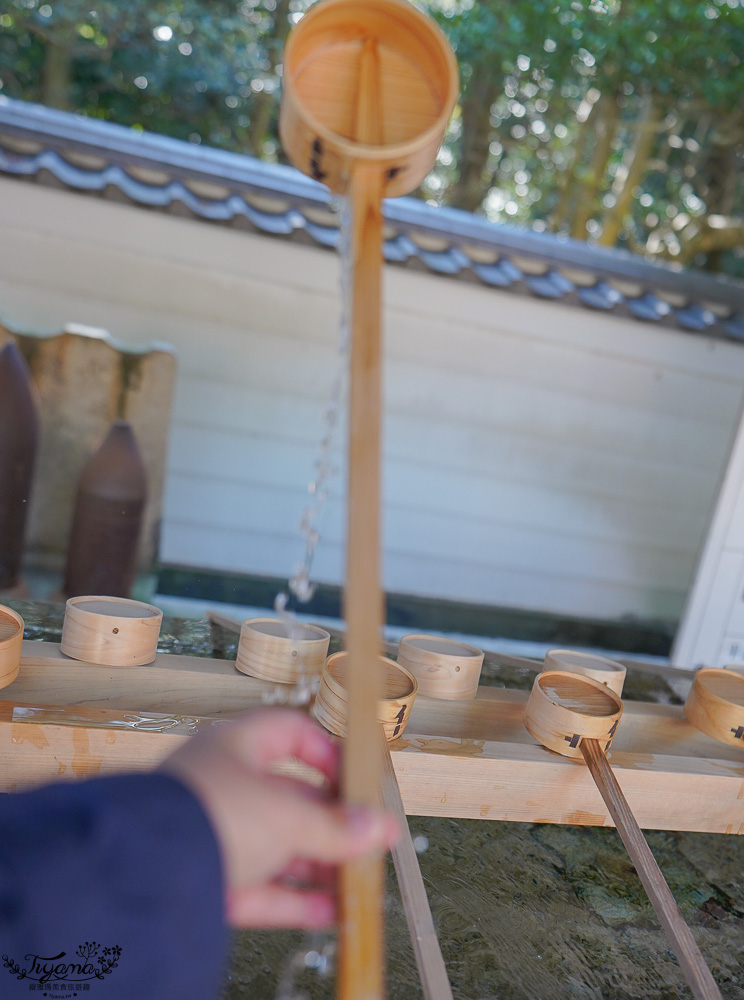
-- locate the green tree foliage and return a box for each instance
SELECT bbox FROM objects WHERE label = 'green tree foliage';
[0,0,742,276]
[0,0,303,154]
[425,0,744,275]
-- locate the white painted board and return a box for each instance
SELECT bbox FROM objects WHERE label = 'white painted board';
[2,179,744,625]
[672,401,744,669]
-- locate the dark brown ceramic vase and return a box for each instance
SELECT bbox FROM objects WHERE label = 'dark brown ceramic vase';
[0,341,39,589]
[63,420,147,598]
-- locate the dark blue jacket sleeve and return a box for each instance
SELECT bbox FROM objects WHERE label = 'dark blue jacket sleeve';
[0,773,228,1000]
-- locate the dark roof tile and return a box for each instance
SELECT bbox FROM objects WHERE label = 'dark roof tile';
[1,97,743,340]
[578,282,623,311]
[244,202,297,235]
[302,217,340,248]
[417,247,465,274]
[723,316,744,341]
[471,260,521,287]
[626,295,672,322]
[527,270,575,299]
[383,235,413,263]
[675,305,717,332]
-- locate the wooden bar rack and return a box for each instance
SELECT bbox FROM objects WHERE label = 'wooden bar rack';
[2,640,742,835]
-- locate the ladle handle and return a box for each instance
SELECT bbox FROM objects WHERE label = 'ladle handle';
[581,738,722,1000]
[339,36,386,1000]
[379,737,454,1000]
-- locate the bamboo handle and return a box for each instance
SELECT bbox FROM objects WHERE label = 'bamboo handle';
[379,738,453,1000]
[339,36,387,1000]
[580,739,722,1000]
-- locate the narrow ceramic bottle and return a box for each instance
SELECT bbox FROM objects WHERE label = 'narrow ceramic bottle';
[0,341,39,589]
[63,420,147,598]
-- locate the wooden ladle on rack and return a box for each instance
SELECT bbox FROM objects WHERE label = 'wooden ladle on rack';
[684,667,744,749]
[525,670,722,1000]
[279,2,458,997]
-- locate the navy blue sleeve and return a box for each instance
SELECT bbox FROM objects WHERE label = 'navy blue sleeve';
[0,773,228,1000]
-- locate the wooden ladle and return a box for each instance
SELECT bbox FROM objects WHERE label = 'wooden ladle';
[0,604,23,690]
[684,667,744,749]
[279,2,458,996]
[525,670,721,1000]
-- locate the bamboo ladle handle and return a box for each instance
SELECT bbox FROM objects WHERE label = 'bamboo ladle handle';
[338,36,386,1000]
[580,738,722,1000]
[379,738,453,1000]
[278,3,458,994]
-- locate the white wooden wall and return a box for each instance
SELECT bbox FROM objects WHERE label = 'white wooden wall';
[671,399,744,668]
[1,177,743,624]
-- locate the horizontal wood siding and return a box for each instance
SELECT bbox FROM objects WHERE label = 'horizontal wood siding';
[0,178,742,623]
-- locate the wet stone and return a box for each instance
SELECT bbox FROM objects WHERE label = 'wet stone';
[6,598,65,640]
[4,599,241,661]
[220,816,744,999]
[480,652,537,691]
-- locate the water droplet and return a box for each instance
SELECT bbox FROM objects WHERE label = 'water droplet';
[275,932,336,999]
[290,576,316,603]
[413,835,429,854]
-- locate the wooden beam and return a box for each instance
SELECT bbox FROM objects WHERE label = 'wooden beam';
[14,639,274,715]
[2,645,743,833]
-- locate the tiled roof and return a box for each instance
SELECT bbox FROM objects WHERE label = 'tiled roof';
[1,96,743,340]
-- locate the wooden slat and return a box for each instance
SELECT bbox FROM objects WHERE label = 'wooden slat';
[164,518,685,622]
[170,378,721,509]
[166,471,698,583]
[385,358,731,466]
[380,739,453,1000]
[169,378,722,517]
[387,310,740,424]
[169,421,714,546]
